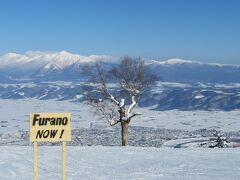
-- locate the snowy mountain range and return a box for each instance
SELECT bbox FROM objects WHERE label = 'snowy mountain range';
[147,58,240,83]
[0,51,240,83]
[0,51,113,82]
[0,51,113,68]
[0,51,240,110]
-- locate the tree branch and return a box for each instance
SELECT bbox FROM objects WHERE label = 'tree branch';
[88,100,120,126]
[110,120,121,126]
[128,112,142,119]
[96,63,119,105]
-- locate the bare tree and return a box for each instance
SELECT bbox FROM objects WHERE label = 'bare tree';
[85,56,158,146]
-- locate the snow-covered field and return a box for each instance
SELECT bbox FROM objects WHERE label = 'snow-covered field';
[1,99,240,133]
[0,146,239,180]
[0,99,95,133]
[134,108,240,132]
[1,99,240,179]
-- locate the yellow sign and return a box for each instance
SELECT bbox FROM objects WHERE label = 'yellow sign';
[29,112,71,142]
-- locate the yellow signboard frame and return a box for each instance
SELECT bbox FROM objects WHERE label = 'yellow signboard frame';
[30,112,71,180]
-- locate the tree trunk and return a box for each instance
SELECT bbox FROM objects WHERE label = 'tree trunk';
[121,121,129,146]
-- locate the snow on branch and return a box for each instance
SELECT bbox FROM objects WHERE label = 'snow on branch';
[126,95,142,122]
[127,95,137,117]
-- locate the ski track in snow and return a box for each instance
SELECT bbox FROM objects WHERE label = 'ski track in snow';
[0,146,240,180]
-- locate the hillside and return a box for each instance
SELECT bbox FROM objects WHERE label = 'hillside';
[1,51,240,83]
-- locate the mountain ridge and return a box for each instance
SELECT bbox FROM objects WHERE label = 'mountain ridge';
[1,51,240,67]
[0,51,240,83]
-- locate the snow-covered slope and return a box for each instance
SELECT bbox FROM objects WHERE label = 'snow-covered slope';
[0,51,240,109]
[0,51,112,69]
[1,51,240,83]
[147,58,240,67]
[147,58,200,65]
[1,81,240,111]
[148,58,240,83]
[0,146,239,180]
[0,51,113,82]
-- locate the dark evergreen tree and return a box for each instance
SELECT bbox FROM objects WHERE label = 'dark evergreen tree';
[209,130,229,148]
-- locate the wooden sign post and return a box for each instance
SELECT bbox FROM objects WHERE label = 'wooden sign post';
[33,142,37,180]
[29,112,71,180]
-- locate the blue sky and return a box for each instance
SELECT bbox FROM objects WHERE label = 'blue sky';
[0,0,240,63]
